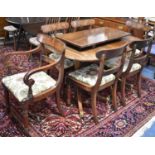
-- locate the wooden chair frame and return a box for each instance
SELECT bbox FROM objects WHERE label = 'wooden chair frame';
[67,44,128,123]
[2,34,66,132]
[121,37,153,105]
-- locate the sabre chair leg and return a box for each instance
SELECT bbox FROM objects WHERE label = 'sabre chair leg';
[13,32,16,51]
[22,103,29,129]
[56,90,64,116]
[121,77,126,106]
[112,82,118,111]
[90,92,98,124]
[137,73,142,98]
[3,31,8,47]
[77,88,84,118]
[67,82,72,106]
[3,84,10,114]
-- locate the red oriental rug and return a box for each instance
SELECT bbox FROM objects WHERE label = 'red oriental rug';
[0,45,155,137]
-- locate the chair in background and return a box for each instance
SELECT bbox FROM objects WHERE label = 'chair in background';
[2,34,66,131]
[145,19,155,66]
[29,18,62,48]
[41,21,74,69]
[71,19,95,32]
[45,17,61,24]
[120,38,153,105]
[67,44,127,123]
[65,17,80,32]
[3,25,18,50]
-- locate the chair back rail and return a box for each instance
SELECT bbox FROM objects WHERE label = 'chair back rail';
[94,44,128,90]
[65,17,80,32]
[24,34,66,98]
[41,22,69,35]
[45,17,61,24]
[125,37,153,74]
[71,19,95,32]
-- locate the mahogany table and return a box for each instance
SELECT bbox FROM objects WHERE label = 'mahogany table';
[57,27,130,49]
[56,27,140,62]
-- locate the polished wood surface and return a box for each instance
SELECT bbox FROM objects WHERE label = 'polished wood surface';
[64,36,141,62]
[57,27,130,49]
[71,19,95,32]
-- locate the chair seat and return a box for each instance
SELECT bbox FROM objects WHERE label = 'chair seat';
[51,32,63,38]
[69,64,115,86]
[49,53,74,69]
[4,25,17,32]
[2,71,56,102]
[105,57,141,73]
[29,37,40,46]
[123,60,141,72]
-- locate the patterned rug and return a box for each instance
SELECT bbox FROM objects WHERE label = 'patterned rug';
[0,45,155,137]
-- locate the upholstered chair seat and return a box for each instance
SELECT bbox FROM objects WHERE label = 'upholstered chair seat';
[4,25,17,32]
[2,71,56,102]
[105,51,142,73]
[49,53,74,69]
[45,44,74,69]
[29,37,40,46]
[69,64,116,86]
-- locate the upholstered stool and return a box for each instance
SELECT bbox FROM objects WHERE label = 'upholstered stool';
[3,25,18,50]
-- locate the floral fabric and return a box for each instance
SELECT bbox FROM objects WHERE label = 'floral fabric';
[2,71,56,102]
[69,64,115,86]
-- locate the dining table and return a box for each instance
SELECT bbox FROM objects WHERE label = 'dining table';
[56,27,141,68]
[6,17,46,50]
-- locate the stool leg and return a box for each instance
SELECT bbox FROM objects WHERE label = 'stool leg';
[13,32,16,50]
[4,31,8,47]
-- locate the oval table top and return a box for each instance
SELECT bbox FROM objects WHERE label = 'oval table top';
[64,35,141,62]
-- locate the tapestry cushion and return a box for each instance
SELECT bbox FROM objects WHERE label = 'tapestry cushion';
[49,53,74,69]
[51,32,63,38]
[69,64,115,86]
[29,37,40,46]
[123,59,141,72]
[4,25,17,32]
[105,55,141,73]
[2,71,56,102]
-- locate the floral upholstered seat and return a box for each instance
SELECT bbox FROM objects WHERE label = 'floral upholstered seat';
[29,37,40,46]
[69,64,116,86]
[2,71,56,102]
[49,53,74,69]
[105,50,142,73]
[45,44,74,69]
[122,59,141,72]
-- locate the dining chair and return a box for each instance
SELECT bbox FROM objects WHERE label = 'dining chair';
[41,22,74,69]
[71,19,95,32]
[45,17,61,24]
[105,37,153,105]
[126,20,145,39]
[67,44,127,123]
[120,37,153,105]
[65,17,80,32]
[2,34,66,131]
[29,18,61,48]
[144,21,155,66]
